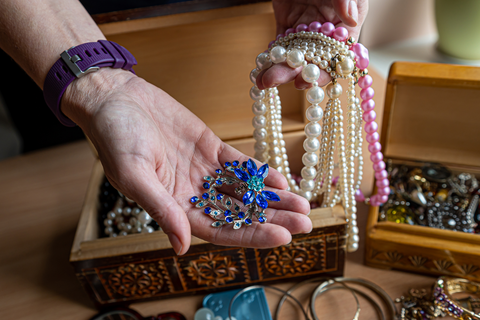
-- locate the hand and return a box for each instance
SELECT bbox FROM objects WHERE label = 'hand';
[62,68,312,255]
[256,0,369,90]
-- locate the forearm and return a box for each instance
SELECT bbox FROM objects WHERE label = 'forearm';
[0,0,105,88]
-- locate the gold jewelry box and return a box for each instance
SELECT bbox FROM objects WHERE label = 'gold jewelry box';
[69,4,347,308]
[365,62,480,279]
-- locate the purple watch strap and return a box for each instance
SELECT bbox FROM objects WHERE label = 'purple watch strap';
[43,40,137,127]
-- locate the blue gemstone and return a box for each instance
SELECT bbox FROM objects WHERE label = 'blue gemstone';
[203,182,210,189]
[238,211,245,219]
[204,207,212,214]
[202,193,209,199]
[247,159,258,176]
[226,200,232,205]
[245,218,252,225]
[257,164,269,179]
[210,189,215,194]
[210,196,215,201]
[217,194,224,200]
[234,168,250,182]
[242,161,247,168]
[215,169,222,174]
[190,196,199,203]
[215,180,223,185]
[225,162,231,167]
[258,217,266,223]
[243,190,255,206]
[224,210,232,216]
[232,160,239,166]
[256,193,268,209]
[262,191,280,202]
[226,217,233,223]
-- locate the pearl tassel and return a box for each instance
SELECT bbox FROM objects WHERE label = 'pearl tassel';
[249,23,388,252]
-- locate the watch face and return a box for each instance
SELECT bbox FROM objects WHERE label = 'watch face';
[422,164,451,183]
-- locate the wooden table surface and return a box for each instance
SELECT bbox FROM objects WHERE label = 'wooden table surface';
[0,72,450,319]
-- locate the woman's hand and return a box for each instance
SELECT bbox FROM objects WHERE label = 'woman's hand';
[62,68,313,255]
[257,0,369,90]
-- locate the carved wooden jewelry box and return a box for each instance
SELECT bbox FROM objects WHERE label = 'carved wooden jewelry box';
[70,4,349,308]
[365,62,480,280]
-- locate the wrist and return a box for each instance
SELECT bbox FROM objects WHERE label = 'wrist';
[61,67,136,128]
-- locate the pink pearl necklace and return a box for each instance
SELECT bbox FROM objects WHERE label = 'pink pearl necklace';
[250,21,388,251]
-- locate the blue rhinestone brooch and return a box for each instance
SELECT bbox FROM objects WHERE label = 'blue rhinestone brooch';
[190,159,280,229]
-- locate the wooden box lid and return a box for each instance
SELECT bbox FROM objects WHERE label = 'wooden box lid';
[380,62,480,168]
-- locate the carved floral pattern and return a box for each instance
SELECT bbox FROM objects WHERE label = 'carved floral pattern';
[409,255,428,268]
[185,252,239,287]
[264,241,319,276]
[105,262,166,298]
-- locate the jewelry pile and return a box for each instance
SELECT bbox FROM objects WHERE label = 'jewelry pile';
[380,161,479,233]
[98,178,160,238]
[249,22,388,251]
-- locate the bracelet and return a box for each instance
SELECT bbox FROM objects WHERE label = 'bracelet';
[43,40,137,127]
[249,22,388,251]
[312,278,398,320]
[434,276,480,319]
[310,281,386,320]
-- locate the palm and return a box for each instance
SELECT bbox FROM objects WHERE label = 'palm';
[86,77,312,253]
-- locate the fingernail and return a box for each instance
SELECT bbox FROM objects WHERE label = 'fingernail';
[348,0,358,26]
[306,209,311,216]
[168,233,184,255]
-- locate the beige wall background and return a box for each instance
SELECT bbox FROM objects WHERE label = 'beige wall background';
[360,0,437,48]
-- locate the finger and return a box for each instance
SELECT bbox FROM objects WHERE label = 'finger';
[204,220,293,248]
[217,185,310,216]
[266,208,313,234]
[332,0,358,28]
[257,63,301,90]
[105,157,191,255]
[218,143,288,190]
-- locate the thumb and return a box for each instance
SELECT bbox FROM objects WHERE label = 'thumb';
[109,162,191,255]
[332,0,358,27]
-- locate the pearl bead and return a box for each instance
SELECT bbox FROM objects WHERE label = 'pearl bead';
[138,210,152,224]
[301,64,321,83]
[250,86,265,101]
[347,242,359,252]
[104,219,113,227]
[348,50,356,60]
[252,102,266,115]
[286,49,305,68]
[302,152,318,166]
[252,115,266,129]
[305,122,322,137]
[306,87,325,104]
[351,234,360,243]
[270,46,287,64]
[319,60,329,69]
[300,179,315,191]
[301,166,317,180]
[250,68,260,84]
[272,156,282,166]
[306,105,323,122]
[326,83,343,99]
[256,52,272,69]
[254,141,267,152]
[350,226,359,235]
[336,58,355,76]
[253,128,267,140]
[105,227,113,235]
[303,138,320,152]
[299,190,312,201]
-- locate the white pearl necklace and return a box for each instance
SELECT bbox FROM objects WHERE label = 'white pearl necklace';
[249,28,380,252]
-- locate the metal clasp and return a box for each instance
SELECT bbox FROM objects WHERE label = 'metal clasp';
[60,47,99,78]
